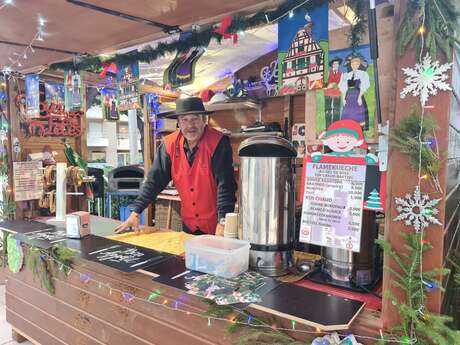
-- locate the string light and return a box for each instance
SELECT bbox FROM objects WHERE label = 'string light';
[418,25,426,35]
[29,250,412,344]
[288,10,294,18]
[2,16,47,72]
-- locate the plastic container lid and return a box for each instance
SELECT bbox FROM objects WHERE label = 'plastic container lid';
[238,135,297,157]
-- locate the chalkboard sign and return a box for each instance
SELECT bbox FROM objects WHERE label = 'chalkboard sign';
[0,220,54,234]
[13,228,68,249]
[77,235,169,273]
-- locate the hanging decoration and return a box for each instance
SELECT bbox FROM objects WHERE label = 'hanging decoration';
[397,0,460,61]
[99,62,117,78]
[393,185,441,233]
[400,54,452,107]
[26,102,82,137]
[25,74,40,119]
[319,45,376,140]
[101,88,119,121]
[116,63,141,112]
[49,0,367,72]
[278,3,328,95]
[163,32,205,88]
[44,81,65,106]
[213,16,238,44]
[7,236,24,273]
[64,70,84,111]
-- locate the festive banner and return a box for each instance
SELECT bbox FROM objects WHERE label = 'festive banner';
[117,63,140,112]
[277,3,328,95]
[45,81,65,106]
[64,70,84,111]
[317,44,376,140]
[163,32,205,88]
[25,74,40,119]
[101,88,119,120]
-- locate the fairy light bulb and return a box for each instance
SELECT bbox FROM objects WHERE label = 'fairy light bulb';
[418,25,426,34]
[289,10,294,18]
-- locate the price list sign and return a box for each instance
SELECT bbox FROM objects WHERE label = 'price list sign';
[299,162,366,252]
[13,161,44,201]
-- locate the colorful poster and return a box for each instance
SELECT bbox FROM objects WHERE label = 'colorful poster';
[101,88,119,120]
[277,3,328,95]
[25,74,40,119]
[164,32,205,88]
[299,159,366,252]
[117,63,140,112]
[317,44,376,140]
[45,81,65,106]
[64,70,84,111]
[13,161,44,201]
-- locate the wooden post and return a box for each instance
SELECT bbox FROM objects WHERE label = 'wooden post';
[382,0,452,328]
[142,95,154,226]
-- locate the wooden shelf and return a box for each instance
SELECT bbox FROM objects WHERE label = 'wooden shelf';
[229,131,284,139]
[205,99,261,112]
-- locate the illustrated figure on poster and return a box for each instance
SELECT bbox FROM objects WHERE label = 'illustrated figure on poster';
[72,73,81,106]
[324,57,343,128]
[339,54,370,130]
[312,119,377,163]
[110,94,118,118]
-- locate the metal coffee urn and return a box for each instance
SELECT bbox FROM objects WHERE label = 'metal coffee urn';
[238,136,297,276]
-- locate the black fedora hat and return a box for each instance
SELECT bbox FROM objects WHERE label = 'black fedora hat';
[166,97,211,119]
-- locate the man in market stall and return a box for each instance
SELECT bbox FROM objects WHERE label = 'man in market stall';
[114,96,237,236]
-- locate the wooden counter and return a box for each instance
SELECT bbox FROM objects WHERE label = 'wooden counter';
[1,218,382,345]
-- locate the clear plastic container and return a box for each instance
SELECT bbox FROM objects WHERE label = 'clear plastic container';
[184,235,250,278]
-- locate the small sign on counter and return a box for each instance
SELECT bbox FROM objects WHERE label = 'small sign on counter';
[13,161,44,201]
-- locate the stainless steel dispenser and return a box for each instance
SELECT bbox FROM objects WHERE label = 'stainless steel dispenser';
[238,136,297,276]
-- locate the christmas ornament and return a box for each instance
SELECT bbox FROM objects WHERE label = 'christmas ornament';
[393,185,442,232]
[7,236,24,273]
[400,54,452,107]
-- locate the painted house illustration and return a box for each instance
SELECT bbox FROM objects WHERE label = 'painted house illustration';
[282,23,324,91]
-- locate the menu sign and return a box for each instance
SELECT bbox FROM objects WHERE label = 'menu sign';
[299,162,366,252]
[13,161,44,201]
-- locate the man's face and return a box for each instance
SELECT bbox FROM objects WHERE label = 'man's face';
[178,114,206,144]
[332,61,339,71]
[323,134,361,153]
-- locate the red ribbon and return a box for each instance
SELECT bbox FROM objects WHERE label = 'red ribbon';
[213,16,238,44]
[100,62,117,77]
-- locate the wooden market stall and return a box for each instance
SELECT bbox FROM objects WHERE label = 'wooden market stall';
[0,0,459,344]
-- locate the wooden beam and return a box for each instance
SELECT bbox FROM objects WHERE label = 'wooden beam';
[142,95,154,226]
[382,0,451,328]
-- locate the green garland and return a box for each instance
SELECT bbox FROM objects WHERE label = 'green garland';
[376,233,459,344]
[50,0,367,72]
[204,300,310,345]
[390,107,442,192]
[25,244,75,295]
[398,0,460,61]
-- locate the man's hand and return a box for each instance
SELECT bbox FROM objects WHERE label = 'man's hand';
[215,223,224,237]
[114,212,141,234]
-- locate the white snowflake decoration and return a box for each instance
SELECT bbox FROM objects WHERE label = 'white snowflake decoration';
[400,54,452,107]
[394,186,442,233]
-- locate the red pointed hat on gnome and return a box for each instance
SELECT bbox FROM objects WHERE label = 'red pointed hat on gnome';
[320,119,368,150]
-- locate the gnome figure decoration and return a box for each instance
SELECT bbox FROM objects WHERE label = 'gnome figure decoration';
[311,119,377,164]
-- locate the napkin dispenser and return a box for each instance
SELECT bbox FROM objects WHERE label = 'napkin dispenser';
[66,211,90,239]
